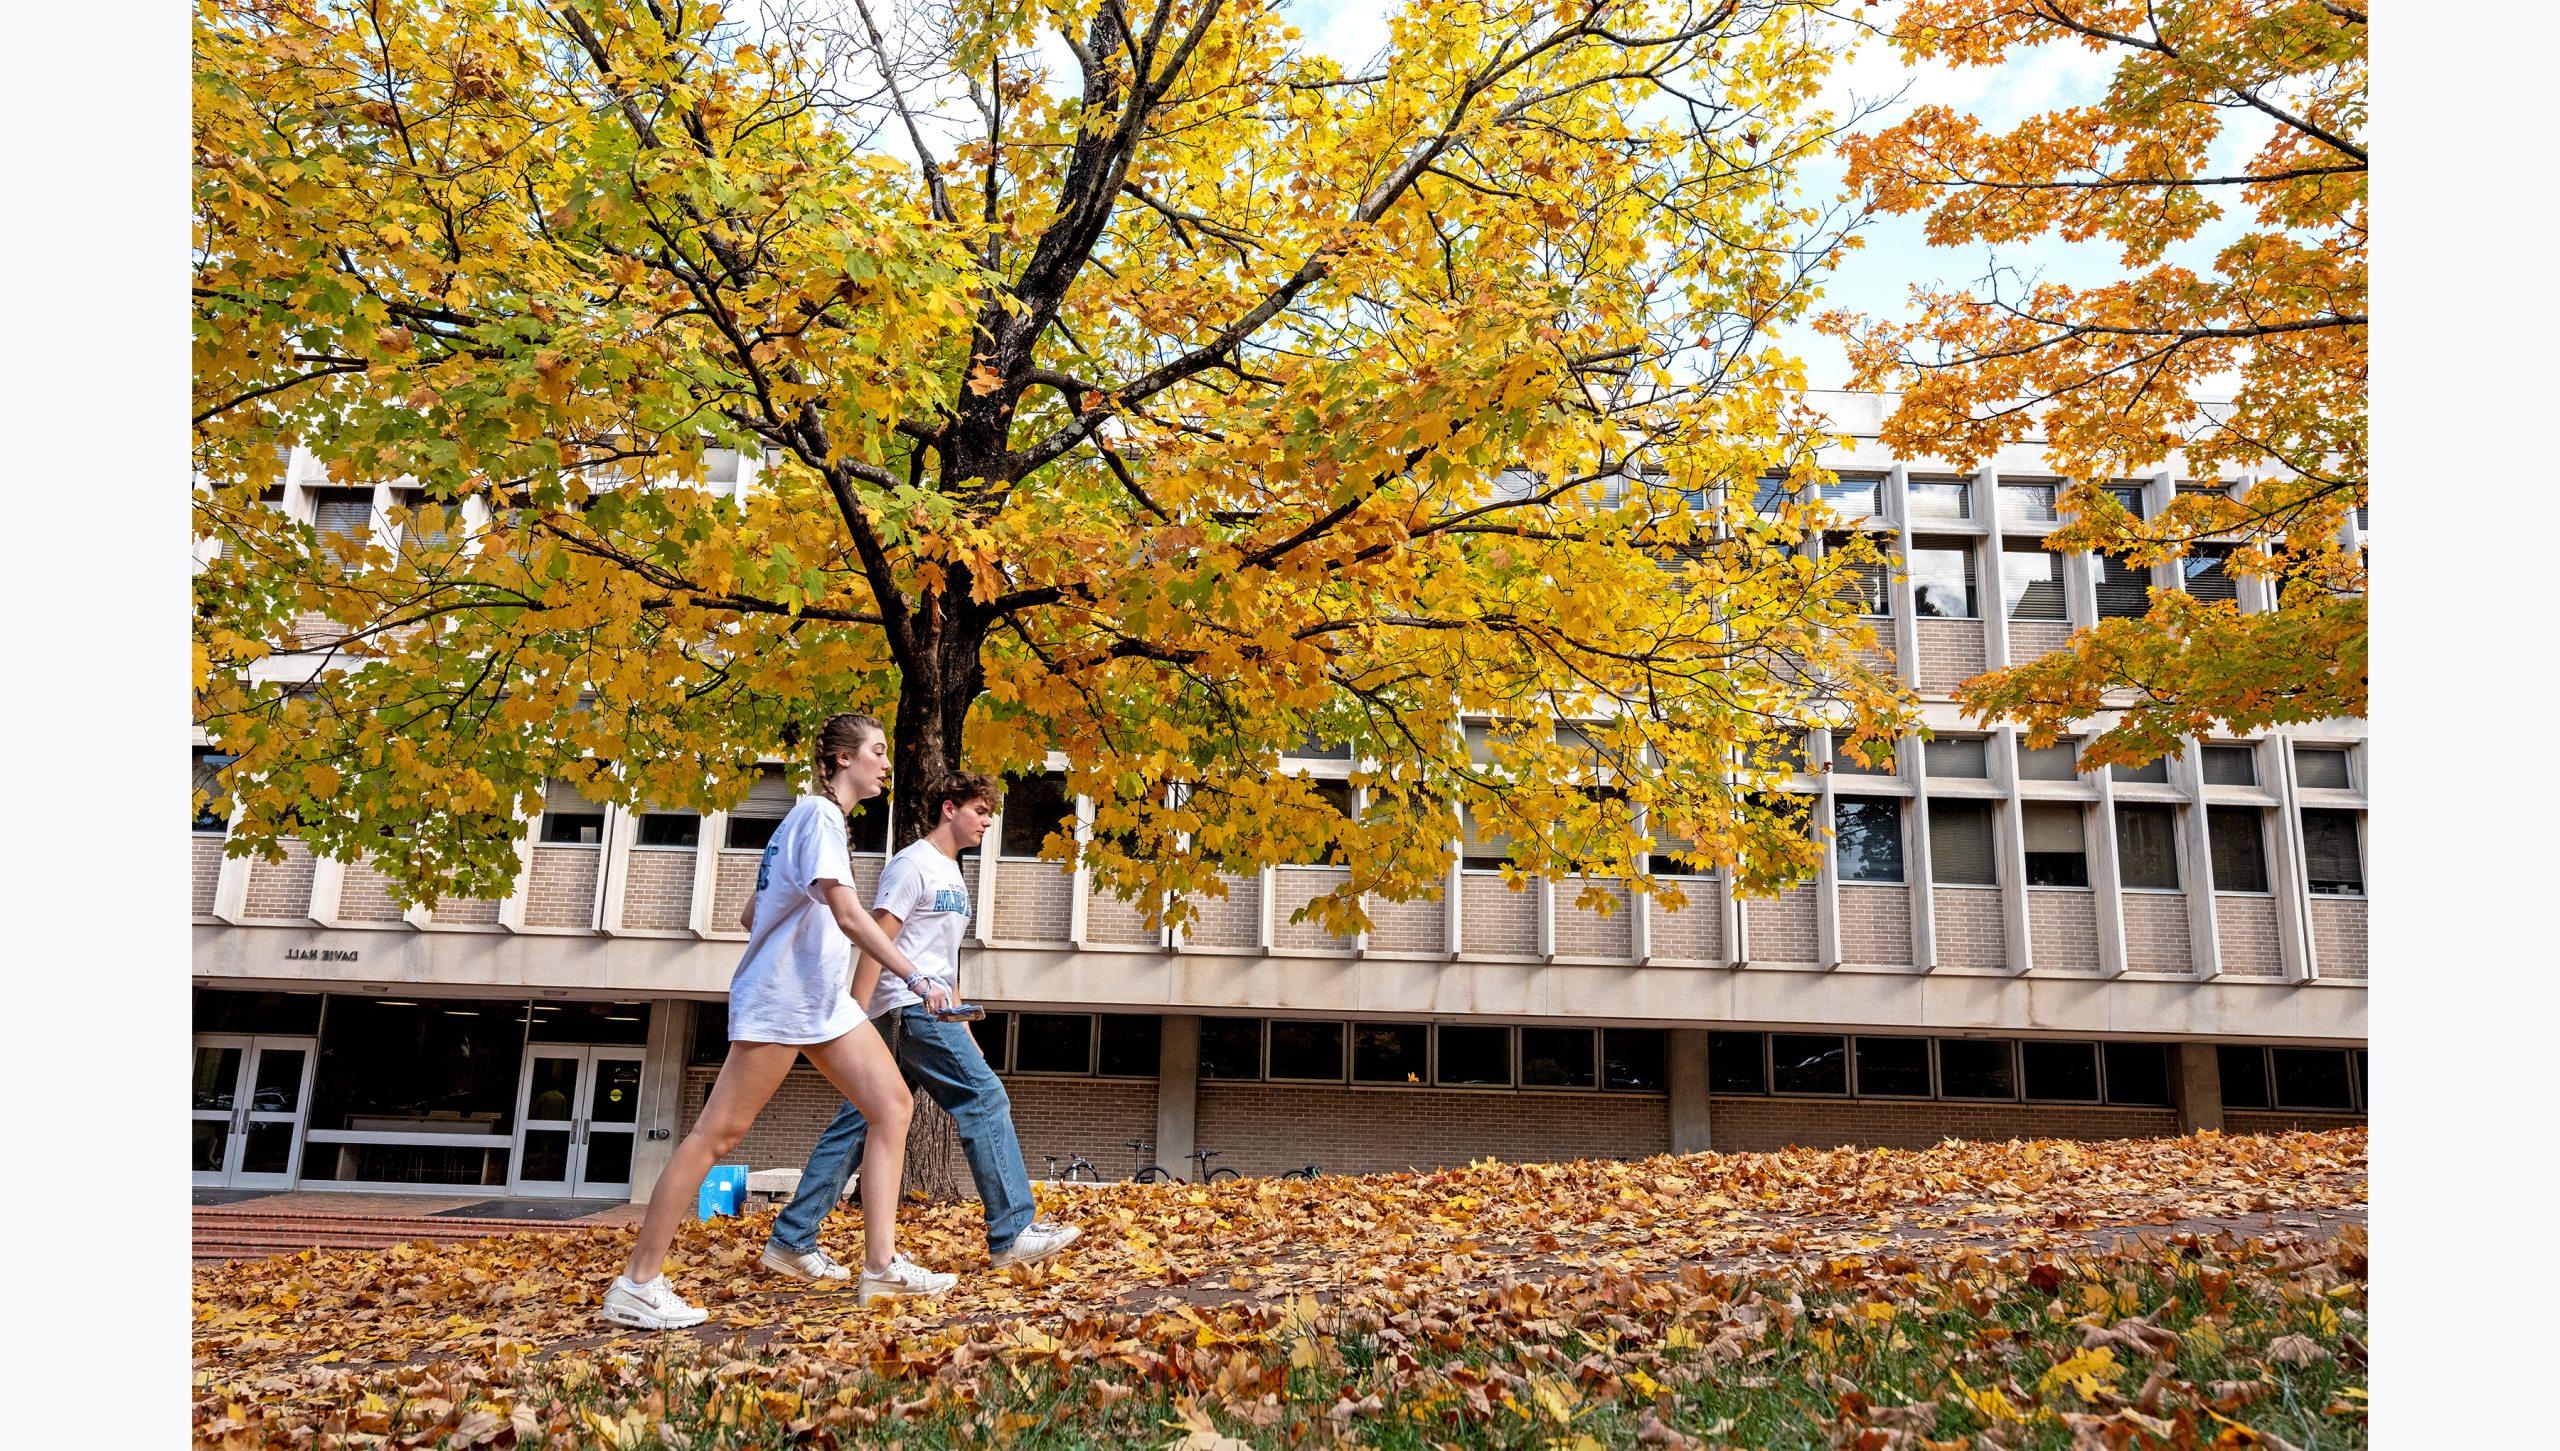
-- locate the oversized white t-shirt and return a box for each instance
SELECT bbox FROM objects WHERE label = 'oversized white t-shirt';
[726,795,862,1045]
[863,839,970,1017]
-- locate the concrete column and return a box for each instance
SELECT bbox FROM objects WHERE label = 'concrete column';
[1667,1028,1712,1154]
[688,812,727,937]
[2172,1041,2224,1134]
[630,998,697,1204]
[1155,1014,1201,1172]
[306,854,347,925]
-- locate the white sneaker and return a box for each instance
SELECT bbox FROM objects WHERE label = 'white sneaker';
[761,1243,854,1282]
[599,1274,708,1330]
[856,1253,957,1304]
[990,1219,1082,1268]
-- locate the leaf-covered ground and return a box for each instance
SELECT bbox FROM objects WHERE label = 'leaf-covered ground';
[195,1129,2366,1447]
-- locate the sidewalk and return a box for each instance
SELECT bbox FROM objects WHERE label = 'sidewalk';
[193,1188,644,1264]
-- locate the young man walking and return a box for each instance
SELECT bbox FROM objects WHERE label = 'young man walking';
[752,771,1080,1281]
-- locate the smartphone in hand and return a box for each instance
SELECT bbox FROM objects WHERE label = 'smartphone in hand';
[931,1002,988,1022]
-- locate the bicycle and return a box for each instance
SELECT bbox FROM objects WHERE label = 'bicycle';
[1041,1152,1099,1183]
[1126,1139,1180,1184]
[1276,1163,1321,1181]
[1189,1148,1241,1184]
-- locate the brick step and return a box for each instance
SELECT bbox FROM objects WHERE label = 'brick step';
[193,1211,617,1264]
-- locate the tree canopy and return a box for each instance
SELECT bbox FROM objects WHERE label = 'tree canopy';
[193,0,1909,928]
[1824,0,2365,766]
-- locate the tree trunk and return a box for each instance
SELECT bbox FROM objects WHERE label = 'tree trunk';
[882,586,992,1205]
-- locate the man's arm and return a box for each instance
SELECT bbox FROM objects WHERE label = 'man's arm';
[739,898,755,933]
[848,906,903,1011]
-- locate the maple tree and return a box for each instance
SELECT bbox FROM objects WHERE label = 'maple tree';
[1822,0,2365,766]
[192,1129,2369,1446]
[193,0,1915,923]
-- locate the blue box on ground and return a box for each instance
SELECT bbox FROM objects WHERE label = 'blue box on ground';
[698,1164,747,1219]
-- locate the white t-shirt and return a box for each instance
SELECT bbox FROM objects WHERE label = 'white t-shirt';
[863,839,970,1017]
[726,795,862,1045]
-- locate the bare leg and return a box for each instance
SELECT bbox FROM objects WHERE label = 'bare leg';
[622,1041,797,1283]
[802,1022,914,1274]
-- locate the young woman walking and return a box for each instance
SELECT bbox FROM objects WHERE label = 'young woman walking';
[601,713,959,1329]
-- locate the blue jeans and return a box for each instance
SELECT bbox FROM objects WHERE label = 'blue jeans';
[768,1007,1036,1255]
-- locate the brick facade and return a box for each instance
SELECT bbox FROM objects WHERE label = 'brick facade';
[1182,874,1261,950]
[243,840,316,920]
[618,846,697,931]
[1367,892,1448,955]
[1272,867,1358,953]
[1916,618,1987,692]
[1085,885,1161,946]
[1463,874,1538,957]
[993,858,1074,943]
[2027,889,2101,970]
[2006,620,2074,663]
[1932,885,2006,968]
[193,836,223,917]
[524,845,601,929]
[2215,894,2283,976]
[1647,878,1723,963]
[1707,1095,2181,1152]
[338,859,408,923]
[432,896,503,927]
[2310,898,2368,979]
[1555,881,1635,960]
[1197,1082,1670,1176]
[1744,886,1819,964]
[2121,892,2193,973]
[709,852,758,931]
[1836,883,1912,966]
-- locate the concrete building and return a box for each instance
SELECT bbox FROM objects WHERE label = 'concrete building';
[191,393,2367,1200]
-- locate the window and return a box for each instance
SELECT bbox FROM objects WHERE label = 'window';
[1707,1031,1768,1093]
[1602,1028,1667,1092]
[1751,476,1793,517]
[195,987,326,1036]
[1293,732,1354,761]
[2094,553,2151,619]
[1825,534,1890,617]
[526,1001,651,1046]
[636,813,699,848]
[2016,738,2082,780]
[2181,545,2237,603]
[725,768,796,850]
[539,777,606,845]
[2271,1048,2357,1110]
[2294,746,2353,790]
[2301,810,2364,895]
[1014,1013,1096,1075]
[1435,1026,1514,1086]
[2208,809,2269,892]
[2102,1044,2172,1105]
[2019,803,2088,887]
[307,997,530,1161]
[2021,1041,2100,1101]
[691,1001,735,1065]
[1459,806,1512,872]
[1770,1034,1848,1095]
[2201,745,2257,786]
[1768,729,1810,774]
[193,749,235,832]
[1096,1014,1159,1077]
[2114,804,2180,890]
[1908,536,1979,618]
[2110,756,2170,785]
[1937,1039,2017,1100]
[1833,799,1905,883]
[1299,779,1356,866]
[1267,1020,1345,1081]
[2104,484,2148,518]
[1352,1022,1428,1084]
[1998,482,2058,525]
[1855,1037,1932,1097]
[1520,1027,1597,1088]
[1828,734,1895,775]
[1923,737,1988,778]
[704,447,742,485]
[1821,476,1882,519]
[1907,479,1970,520]
[969,1011,1015,1067]
[1000,773,1073,858]
[2218,1045,2271,1110]
[1929,801,1998,886]
[311,487,374,556]
[1646,829,1709,879]
[847,793,892,855]
[2001,543,2068,620]
[1199,1018,1264,1080]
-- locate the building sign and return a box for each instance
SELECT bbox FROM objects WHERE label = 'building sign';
[282,948,361,962]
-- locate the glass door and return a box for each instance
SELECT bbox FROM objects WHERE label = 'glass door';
[192,1034,316,1187]
[510,1047,647,1198]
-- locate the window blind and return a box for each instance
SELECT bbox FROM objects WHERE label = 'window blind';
[740,765,796,817]
[2016,739,2082,780]
[2182,545,2238,602]
[1928,801,1997,885]
[1922,737,1988,778]
[2095,554,2151,618]
[312,488,373,548]
[2114,805,2180,889]
[2300,809,2363,893]
[2023,802,2084,853]
[2207,807,2268,892]
[2294,746,2353,789]
[2201,745,2257,785]
[2002,545,2067,620]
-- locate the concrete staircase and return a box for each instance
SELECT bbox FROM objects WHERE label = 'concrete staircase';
[193,1210,616,1265]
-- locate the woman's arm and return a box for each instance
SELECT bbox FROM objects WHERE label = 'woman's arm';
[822,881,953,1010]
